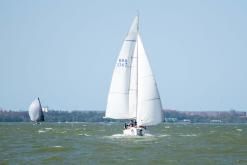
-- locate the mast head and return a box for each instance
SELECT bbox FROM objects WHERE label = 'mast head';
[136,10,140,31]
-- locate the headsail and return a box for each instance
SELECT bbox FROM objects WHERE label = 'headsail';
[28,97,44,122]
[105,16,138,119]
[136,35,163,126]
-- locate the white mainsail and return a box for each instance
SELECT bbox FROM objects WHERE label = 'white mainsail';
[28,98,44,122]
[105,16,163,126]
[105,16,138,119]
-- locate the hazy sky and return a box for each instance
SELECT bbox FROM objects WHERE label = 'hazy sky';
[0,0,247,111]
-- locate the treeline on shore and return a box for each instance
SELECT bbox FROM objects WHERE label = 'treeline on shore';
[0,110,246,123]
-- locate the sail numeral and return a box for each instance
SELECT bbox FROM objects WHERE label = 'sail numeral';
[117,58,128,67]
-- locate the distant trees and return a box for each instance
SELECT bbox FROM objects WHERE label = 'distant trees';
[0,110,29,122]
[0,110,117,122]
[164,110,247,123]
[0,110,246,123]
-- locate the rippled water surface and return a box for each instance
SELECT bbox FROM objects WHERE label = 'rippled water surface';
[0,122,246,165]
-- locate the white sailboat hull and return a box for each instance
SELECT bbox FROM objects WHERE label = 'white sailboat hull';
[123,127,145,136]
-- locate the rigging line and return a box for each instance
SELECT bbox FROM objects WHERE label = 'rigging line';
[136,13,139,122]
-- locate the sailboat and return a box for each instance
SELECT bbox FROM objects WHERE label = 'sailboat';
[105,16,164,136]
[28,97,45,123]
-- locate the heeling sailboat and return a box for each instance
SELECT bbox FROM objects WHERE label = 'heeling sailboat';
[28,97,45,124]
[105,16,164,136]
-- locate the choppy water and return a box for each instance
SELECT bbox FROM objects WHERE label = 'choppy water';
[0,122,246,165]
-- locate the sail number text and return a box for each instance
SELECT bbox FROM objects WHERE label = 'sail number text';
[117,58,128,67]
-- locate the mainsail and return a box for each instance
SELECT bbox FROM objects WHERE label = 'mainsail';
[28,98,44,122]
[105,16,163,126]
[105,16,138,119]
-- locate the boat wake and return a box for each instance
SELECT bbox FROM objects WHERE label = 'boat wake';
[157,134,170,137]
[106,132,172,139]
[104,133,157,140]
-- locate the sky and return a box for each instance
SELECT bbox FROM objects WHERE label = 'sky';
[0,0,247,111]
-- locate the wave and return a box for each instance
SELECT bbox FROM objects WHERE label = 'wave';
[52,145,63,148]
[38,130,46,133]
[236,129,242,132]
[179,134,197,137]
[158,134,170,137]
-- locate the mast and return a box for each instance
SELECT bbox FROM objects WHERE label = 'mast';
[135,12,139,121]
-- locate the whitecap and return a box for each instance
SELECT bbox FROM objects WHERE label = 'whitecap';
[158,134,170,137]
[56,131,67,134]
[111,134,124,137]
[84,134,90,136]
[38,130,46,133]
[52,146,63,148]
[236,129,242,132]
[179,134,197,137]
[45,128,52,130]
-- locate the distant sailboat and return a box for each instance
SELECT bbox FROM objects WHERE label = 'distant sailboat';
[28,97,44,123]
[105,16,163,136]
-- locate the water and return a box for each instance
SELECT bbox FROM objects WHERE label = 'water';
[0,123,246,165]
